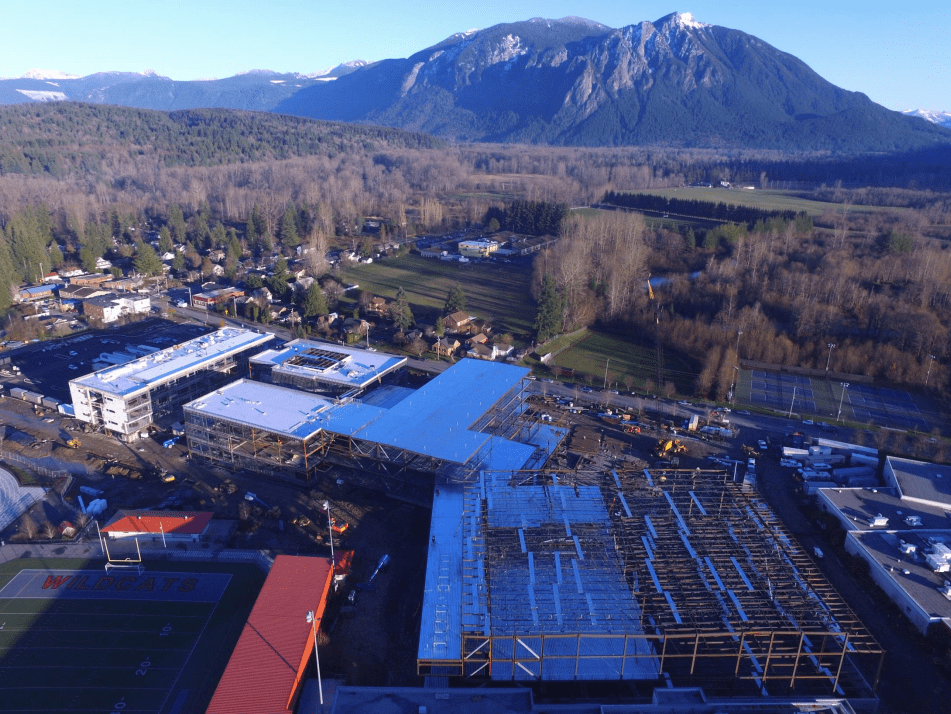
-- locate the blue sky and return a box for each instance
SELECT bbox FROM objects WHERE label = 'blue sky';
[2,1,948,111]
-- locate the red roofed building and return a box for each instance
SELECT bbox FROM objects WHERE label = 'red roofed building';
[100,510,213,543]
[207,555,334,714]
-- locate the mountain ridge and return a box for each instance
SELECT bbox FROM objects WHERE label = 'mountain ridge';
[3,14,950,153]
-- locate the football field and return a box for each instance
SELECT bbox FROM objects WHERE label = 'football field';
[0,559,262,714]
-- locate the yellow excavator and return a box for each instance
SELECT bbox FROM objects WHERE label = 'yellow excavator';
[66,438,81,449]
[653,438,687,458]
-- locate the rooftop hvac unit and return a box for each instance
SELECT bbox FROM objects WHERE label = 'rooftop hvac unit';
[899,540,917,555]
[905,515,923,527]
[868,513,889,527]
[940,582,951,601]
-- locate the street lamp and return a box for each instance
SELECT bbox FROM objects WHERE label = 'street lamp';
[735,330,743,360]
[730,365,739,404]
[825,343,836,374]
[323,500,334,567]
[305,610,324,705]
[926,355,937,386]
[837,382,850,422]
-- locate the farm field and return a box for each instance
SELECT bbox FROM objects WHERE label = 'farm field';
[343,254,536,337]
[0,558,263,714]
[625,187,881,216]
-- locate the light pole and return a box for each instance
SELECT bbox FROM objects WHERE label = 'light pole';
[735,330,743,361]
[825,343,836,374]
[323,500,334,567]
[926,355,937,386]
[837,382,850,422]
[730,365,739,404]
[186,287,192,306]
[305,610,324,706]
[603,358,610,390]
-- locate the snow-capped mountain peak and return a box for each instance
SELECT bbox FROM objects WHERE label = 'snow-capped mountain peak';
[17,68,80,80]
[673,12,708,30]
[902,109,951,129]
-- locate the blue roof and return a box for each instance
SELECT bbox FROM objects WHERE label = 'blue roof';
[20,285,56,295]
[354,359,529,464]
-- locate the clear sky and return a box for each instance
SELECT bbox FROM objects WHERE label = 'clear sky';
[2,1,948,111]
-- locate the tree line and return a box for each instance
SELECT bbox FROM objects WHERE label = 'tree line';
[602,190,803,227]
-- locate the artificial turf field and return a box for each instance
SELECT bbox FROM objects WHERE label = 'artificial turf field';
[0,558,264,714]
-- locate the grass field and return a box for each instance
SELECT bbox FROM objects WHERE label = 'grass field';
[627,187,882,217]
[547,329,697,395]
[0,558,263,714]
[343,254,536,337]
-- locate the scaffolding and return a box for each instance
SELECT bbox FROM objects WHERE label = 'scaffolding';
[418,468,883,699]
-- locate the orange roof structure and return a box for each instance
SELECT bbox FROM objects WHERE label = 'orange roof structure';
[101,510,212,536]
[206,555,334,714]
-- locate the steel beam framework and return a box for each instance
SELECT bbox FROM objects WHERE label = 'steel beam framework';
[419,467,883,699]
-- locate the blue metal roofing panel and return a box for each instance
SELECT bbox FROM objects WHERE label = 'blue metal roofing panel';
[418,484,465,661]
[355,359,528,463]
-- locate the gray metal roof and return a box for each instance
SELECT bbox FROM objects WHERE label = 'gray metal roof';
[886,456,951,509]
[250,338,406,389]
[70,328,272,397]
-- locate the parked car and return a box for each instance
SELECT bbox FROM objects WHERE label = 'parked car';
[757,440,768,451]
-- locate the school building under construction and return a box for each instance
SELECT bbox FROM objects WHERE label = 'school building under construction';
[418,467,883,703]
[183,360,568,499]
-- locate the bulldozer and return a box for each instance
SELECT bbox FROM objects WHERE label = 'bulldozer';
[653,438,687,458]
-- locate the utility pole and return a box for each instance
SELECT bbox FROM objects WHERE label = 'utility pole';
[603,358,610,390]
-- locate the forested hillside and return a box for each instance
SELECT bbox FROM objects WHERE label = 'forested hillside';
[0,103,441,176]
[1,104,949,399]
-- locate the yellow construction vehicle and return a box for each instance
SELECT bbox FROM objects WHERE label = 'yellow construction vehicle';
[66,438,81,449]
[653,438,687,458]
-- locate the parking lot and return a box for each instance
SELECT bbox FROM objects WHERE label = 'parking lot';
[1,319,210,403]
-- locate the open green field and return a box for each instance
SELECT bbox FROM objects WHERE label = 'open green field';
[344,254,536,337]
[627,187,886,217]
[548,329,697,395]
[0,558,263,714]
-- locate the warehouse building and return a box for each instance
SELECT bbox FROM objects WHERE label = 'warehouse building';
[249,339,406,395]
[815,457,951,635]
[184,360,567,495]
[69,327,272,440]
[418,468,882,701]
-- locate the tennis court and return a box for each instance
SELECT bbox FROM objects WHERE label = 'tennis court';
[741,370,934,431]
[0,560,261,714]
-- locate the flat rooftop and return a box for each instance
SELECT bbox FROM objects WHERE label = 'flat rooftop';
[186,360,537,466]
[819,487,951,531]
[849,530,951,624]
[70,328,272,397]
[185,379,385,440]
[250,339,406,389]
[886,456,951,509]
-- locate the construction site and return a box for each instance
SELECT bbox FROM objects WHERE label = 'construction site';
[418,466,883,704]
[183,360,569,498]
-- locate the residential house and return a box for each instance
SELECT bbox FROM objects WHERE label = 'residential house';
[433,337,461,359]
[466,333,489,348]
[466,342,495,360]
[367,296,389,315]
[340,317,369,342]
[443,310,475,333]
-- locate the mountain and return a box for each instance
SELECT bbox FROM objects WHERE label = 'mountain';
[0,63,365,113]
[903,109,951,129]
[277,13,951,152]
[4,14,950,153]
